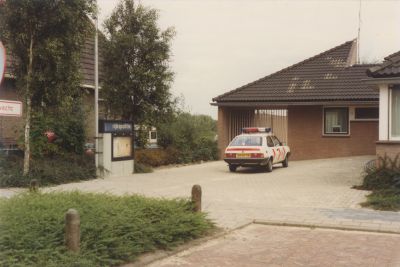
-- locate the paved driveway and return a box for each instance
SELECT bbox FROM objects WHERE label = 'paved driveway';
[41,155,400,231]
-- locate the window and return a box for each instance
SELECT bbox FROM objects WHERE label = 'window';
[150,131,157,140]
[391,88,400,139]
[267,136,274,147]
[230,136,262,146]
[324,107,349,135]
[355,107,379,120]
[271,136,281,146]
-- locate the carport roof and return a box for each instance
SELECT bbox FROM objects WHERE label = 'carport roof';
[212,40,379,105]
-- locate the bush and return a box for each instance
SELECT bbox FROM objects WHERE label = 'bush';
[157,113,219,164]
[134,162,153,173]
[28,106,87,157]
[360,155,400,191]
[0,154,96,187]
[135,147,179,167]
[358,154,400,211]
[0,192,214,266]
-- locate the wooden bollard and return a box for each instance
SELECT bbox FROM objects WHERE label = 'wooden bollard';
[29,179,39,192]
[65,209,80,253]
[191,185,202,212]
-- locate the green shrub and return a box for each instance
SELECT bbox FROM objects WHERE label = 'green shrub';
[28,106,87,157]
[134,162,154,173]
[157,113,219,164]
[360,155,400,191]
[359,154,400,211]
[362,188,400,211]
[0,154,96,187]
[135,147,179,167]
[0,192,213,266]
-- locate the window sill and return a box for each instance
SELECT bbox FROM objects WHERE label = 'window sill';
[322,134,350,138]
[350,119,379,122]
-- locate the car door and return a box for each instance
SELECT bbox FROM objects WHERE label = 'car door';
[271,136,283,163]
[266,136,274,160]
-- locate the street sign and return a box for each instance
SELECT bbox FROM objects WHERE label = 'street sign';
[0,100,23,117]
[0,41,5,86]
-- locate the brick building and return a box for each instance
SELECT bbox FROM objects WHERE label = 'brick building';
[212,40,385,160]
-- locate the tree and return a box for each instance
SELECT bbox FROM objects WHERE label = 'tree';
[0,0,96,175]
[157,113,219,163]
[102,0,176,127]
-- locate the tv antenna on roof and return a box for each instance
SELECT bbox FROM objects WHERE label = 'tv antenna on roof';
[357,0,362,64]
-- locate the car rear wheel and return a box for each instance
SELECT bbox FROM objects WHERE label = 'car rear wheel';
[229,165,238,172]
[282,156,289,168]
[265,159,273,172]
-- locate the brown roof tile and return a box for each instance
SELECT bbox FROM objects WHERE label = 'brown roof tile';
[213,40,379,104]
[367,50,400,78]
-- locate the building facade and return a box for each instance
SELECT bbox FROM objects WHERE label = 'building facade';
[212,40,381,160]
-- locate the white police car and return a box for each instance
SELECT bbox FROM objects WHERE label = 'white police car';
[224,127,290,172]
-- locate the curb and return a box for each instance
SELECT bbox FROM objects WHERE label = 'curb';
[253,219,400,235]
[122,221,254,267]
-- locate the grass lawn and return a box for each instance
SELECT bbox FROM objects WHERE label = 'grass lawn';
[0,192,213,267]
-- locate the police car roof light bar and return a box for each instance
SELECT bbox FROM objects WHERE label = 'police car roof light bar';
[242,127,272,133]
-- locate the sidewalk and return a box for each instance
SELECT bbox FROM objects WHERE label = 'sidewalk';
[149,224,400,267]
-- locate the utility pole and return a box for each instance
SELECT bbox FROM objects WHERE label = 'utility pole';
[94,3,99,170]
[357,0,362,64]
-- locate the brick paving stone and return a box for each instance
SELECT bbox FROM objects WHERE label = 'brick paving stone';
[149,224,400,267]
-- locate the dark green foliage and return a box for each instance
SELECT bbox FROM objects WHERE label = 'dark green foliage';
[0,0,96,174]
[0,154,96,187]
[360,155,400,190]
[0,0,96,108]
[29,106,87,157]
[359,155,400,211]
[134,162,154,173]
[102,0,176,126]
[0,192,213,266]
[157,113,219,164]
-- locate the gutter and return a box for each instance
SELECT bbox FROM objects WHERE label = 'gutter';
[210,100,379,107]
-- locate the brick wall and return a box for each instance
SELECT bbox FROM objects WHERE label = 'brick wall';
[217,107,230,159]
[376,142,400,160]
[287,105,378,160]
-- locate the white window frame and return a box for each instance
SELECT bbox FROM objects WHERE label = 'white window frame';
[322,106,350,136]
[389,87,400,141]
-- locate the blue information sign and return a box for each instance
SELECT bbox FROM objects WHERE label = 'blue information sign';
[99,120,133,134]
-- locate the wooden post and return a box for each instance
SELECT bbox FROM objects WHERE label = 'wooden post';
[191,185,202,212]
[65,209,80,253]
[29,179,39,192]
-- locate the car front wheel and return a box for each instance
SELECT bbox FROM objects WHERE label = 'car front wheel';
[266,159,273,172]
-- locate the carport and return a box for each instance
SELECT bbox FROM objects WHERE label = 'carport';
[212,40,379,160]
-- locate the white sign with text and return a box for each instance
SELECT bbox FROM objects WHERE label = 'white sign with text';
[0,100,23,117]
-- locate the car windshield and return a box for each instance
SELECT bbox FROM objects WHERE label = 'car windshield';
[230,136,262,146]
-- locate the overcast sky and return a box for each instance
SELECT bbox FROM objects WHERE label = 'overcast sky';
[97,0,400,119]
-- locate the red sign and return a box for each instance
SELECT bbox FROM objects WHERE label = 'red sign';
[0,100,23,117]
